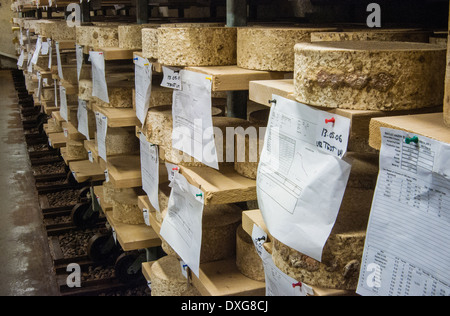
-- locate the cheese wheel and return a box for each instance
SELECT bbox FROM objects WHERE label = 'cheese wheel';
[294,41,446,111]
[237,26,336,71]
[311,29,431,43]
[67,140,88,159]
[157,24,237,67]
[236,225,265,282]
[111,187,145,225]
[118,24,160,50]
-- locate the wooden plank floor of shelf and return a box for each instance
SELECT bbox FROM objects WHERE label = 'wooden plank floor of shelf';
[241,209,355,297]
[84,140,99,163]
[106,155,142,188]
[105,211,161,252]
[185,65,287,92]
[43,123,60,136]
[180,165,256,205]
[42,101,59,115]
[94,185,112,213]
[69,159,105,183]
[48,132,66,148]
[61,121,86,141]
[369,112,450,150]
[56,40,76,51]
[96,47,136,60]
[51,111,65,128]
[138,195,162,236]
[92,104,140,128]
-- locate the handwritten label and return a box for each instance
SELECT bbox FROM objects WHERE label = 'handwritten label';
[161,66,182,90]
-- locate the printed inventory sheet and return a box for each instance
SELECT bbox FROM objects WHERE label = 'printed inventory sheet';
[357,128,450,296]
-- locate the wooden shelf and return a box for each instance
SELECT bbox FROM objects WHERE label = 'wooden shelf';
[369,112,450,150]
[69,159,106,183]
[180,165,257,205]
[48,132,66,148]
[138,195,162,236]
[92,105,140,128]
[106,155,142,188]
[84,140,100,163]
[96,47,137,60]
[94,185,112,213]
[105,211,161,252]
[51,111,65,128]
[185,65,287,92]
[61,121,86,141]
[56,40,76,51]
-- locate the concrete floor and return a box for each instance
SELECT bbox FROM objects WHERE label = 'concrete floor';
[0,70,59,296]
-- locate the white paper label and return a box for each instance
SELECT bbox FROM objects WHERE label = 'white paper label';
[357,128,450,297]
[90,51,109,103]
[142,208,150,227]
[257,95,352,262]
[59,85,68,121]
[41,41,49,56]
[77,99,90,140]
[95,112,108,161]
[55,42,64,80]
[134,56,152,125]
[17,50,25,67]
[31,36,42,65]
[161,66,182,90]
[172,70,218,169]
[160,172,204,278]
[140,134,160,212]
[48,39,52,70]
[76,45,83,81]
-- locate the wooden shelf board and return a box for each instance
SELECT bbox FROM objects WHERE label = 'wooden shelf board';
[106,155,142,189]
[51,111,64,127]
[94,185,112,213]
[185,65,286,92]
[84,140,100,164]
[369,112,450,150]
[180,165,256,205]
[92,105,140,128]
[56,40,76,51]
[96,47,137,60]
[61,121,86,141]
[48,132,66,148]
[138,195,162,237]
[105,211,161,252]
[69,159,105,183]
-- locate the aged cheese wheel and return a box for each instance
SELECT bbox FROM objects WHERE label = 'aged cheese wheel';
[234,123,265,180]
[118,24,160,50]
[237,26,336,71]
[67,140,88,159]
[294,41,446,111]
[39,20,76,41]
[141,27,159,60]
[111,187,145,225]
[106,127,140,156]
[160,203,242,264]
[150,255,201,296]
[78,79,93,101]
[146,107,250,167]
[157,24,237,67]
[236,225,265,282]
[310,29,431,43]
[271,153,378,291]
[94,80,134,108]
[102,181,135,205]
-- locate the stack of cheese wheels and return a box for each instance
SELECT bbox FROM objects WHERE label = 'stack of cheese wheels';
[38,20,76,41]
[118,24,160,50]
[236,225,265,282]
[271,153,379,291]
[149,255,201,296]
[237,26,337,71]
[67,140,88,160]
[160,203,242,264]
[310,28,431,43]
[156,23,237,67]
[145,106,250,167]
[294,41,446,111]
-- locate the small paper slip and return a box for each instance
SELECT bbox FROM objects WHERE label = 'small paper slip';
[17,50,25,68]
[59,85,68,121]
[134,56,152,125]
[252,225,314,297]
[55,42,64,80]
[160,172,204,278]
[31,36,42,65]
[48,39,52,70]
[76,45,83,81]
[140,133,160,212]
[161,66,182,90]
[77,99,90,140]
[357,128,450,296]
[172,70,218,170]
[257,95,352,262]
[90,51,109,103]
[41,40,49,56]
[95,112,108,162]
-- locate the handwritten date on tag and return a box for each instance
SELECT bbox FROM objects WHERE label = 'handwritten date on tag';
[315,114,350,158]
[161,66,182,90]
